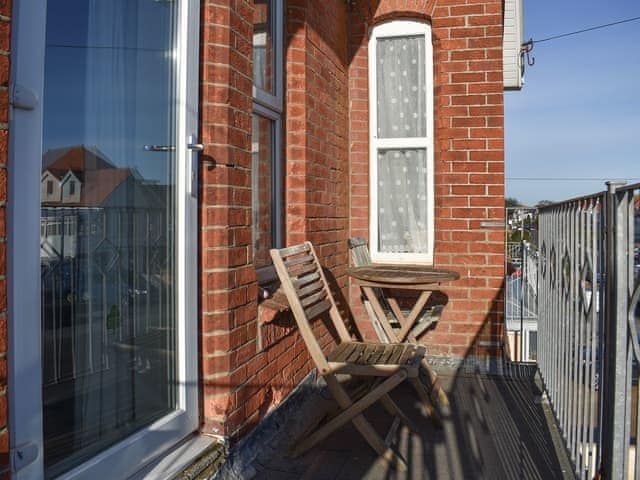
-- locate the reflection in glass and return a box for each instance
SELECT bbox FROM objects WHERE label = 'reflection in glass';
[251,115,274,267]
[253,0,273,94]
[41,0,178,476]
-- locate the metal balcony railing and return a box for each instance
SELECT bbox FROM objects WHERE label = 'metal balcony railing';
[505,241,539,361]
[537,182,640,479]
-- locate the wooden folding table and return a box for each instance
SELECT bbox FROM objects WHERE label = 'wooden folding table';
[347,264,460,414]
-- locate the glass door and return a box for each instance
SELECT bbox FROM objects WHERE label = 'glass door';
[9,0,199,478]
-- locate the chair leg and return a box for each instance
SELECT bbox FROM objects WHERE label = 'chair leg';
[350,412,408,471]
[409,376,441,428]
[379,394,418,433]
[291,373,408,471]
[419,358,451,416]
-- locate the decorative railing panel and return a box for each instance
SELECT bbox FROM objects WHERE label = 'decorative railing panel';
[538,193,604,479]
[505,241,538,360]
[537,182,640,479]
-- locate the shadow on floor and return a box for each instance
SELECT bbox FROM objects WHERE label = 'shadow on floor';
[220,365,573,480]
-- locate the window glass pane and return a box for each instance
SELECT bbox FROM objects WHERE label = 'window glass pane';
[41,0,178,475]
[253,0,273,94]
[377,149,428,254]
[376,35,426,139]
[252,114,274,266]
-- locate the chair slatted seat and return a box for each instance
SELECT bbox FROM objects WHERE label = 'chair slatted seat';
[270,241,436,471]
[326,342,423,367]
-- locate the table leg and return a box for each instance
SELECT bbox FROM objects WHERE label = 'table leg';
[396,291,432,342]
[387,293,451,415]
[362,286,397,343]
[404,327,450,415]
[361,287,449,418]
[385,297,404,326]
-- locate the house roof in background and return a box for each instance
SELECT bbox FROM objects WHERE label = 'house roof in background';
[42,145,134,207]
[43,145,115,180]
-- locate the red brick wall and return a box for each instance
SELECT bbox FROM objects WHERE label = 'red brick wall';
[286,1,349,254]
[0,0,9,473]
[200,0,350,440]
[348,0,506,358]
[285,0,350,312]
[200,0,260,439]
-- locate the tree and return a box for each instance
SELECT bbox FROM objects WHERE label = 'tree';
[509,229,531,243]
[505,197,520,208]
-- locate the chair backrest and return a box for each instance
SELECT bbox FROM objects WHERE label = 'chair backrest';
[348,237,394,308]
[348,237,372,267]
[270,242,351,374]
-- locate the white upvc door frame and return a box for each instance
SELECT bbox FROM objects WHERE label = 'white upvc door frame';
[7,0,200,478]
[368,20,434,265]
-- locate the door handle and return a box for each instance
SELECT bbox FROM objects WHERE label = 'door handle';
[144,144,203,152]
[187,135,200,198]
[187,143,204,152]
[144,145,175,152]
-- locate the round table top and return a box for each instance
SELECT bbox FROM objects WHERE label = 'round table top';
[346,264,460,285]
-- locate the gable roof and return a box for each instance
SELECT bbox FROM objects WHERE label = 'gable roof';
[41,145,135,207]
[43,145,115,181]
[41,168,134,207]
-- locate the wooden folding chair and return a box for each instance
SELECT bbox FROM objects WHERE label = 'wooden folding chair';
[348,237,450,414]
[270,242,434,471]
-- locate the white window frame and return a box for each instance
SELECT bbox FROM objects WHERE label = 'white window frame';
[8,0,200,478]
[252,0,284,255]
[368,21,434,264]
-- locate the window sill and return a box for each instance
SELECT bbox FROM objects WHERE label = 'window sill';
[130,434,223,480]
[256,265,291,314]
[370,257,434,266]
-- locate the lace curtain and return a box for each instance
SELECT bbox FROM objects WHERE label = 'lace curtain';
[376,35,426,138]
[375,34,428,254]
[377,149,428,253]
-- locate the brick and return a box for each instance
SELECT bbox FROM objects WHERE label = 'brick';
[468,14,502,26]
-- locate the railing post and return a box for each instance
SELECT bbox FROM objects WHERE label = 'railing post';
[600,180,628,480]
[521,240,526,361]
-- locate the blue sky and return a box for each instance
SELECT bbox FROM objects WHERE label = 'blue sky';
[505,1,640,206]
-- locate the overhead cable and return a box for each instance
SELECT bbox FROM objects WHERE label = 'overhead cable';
[531,15,640,44]
[507,177,640,181]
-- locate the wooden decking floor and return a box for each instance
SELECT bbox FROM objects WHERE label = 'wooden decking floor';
[231,368,574,480]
